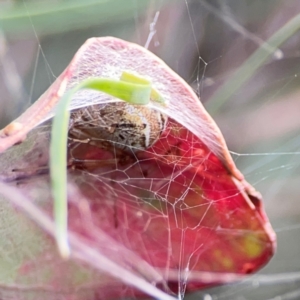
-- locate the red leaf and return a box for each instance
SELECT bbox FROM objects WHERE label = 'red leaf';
[0,37,276,299]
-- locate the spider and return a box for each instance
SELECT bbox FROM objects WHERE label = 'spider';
[68,101,168,152]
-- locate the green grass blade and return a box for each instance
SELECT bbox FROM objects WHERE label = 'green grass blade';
[120,71,165,104]
[78,77,152,105]
[50,76,152,258]
[50,91,71,258]
[206,13,300,114]
[0,0,157,36]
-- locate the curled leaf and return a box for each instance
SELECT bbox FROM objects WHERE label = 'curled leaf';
[0,37,276,299]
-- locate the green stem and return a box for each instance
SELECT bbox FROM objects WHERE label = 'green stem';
[207,12,300,114]
[50,75,153,258]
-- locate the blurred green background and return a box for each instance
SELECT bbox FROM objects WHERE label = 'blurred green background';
[1,0,300,299]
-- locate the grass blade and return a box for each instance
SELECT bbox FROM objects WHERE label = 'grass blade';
[50,75,153,258]
[207,12,300,114]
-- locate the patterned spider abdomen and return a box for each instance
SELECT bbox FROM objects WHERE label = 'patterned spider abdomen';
[69,102,168,151]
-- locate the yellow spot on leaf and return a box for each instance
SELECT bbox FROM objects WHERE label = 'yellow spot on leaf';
[243,234,262,258]
[214,249,234,269]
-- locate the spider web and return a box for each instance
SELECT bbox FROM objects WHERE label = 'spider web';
[1,1,300,300]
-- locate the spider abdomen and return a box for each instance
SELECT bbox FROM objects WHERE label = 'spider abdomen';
[69,102,167,151]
